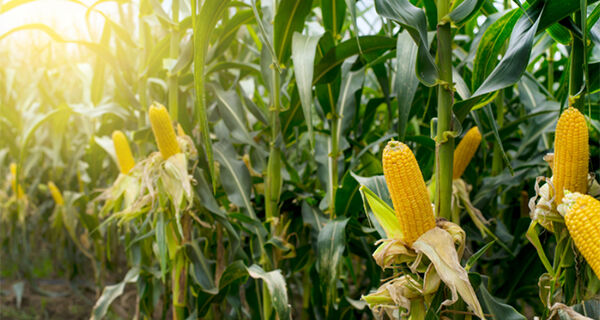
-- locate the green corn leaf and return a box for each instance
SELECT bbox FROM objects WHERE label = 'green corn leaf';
[273,0,313,63]
[317,218,349,307]
[91,268,140,320]
[291,32,322,147]
[374,0,438,86]
[321,0,346,38]
[477,283,526,320]
[395,30,419,141]
[355,180,402,240]
[247,265,291,320]
[314,36,395,85]
[448,0,486,26]
[192,0,230,193]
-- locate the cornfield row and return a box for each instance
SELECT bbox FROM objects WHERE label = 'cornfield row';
[1,0,600,319]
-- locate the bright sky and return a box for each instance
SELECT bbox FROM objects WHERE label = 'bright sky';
[0,0,118,42]
[1,0,384,42]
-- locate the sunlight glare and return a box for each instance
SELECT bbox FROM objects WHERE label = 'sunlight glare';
[1,0,116,42]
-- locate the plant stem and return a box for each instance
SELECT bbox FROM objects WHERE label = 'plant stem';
[408,299,426,320]
[301,268,310,320]
[263,61,280,320]
[138,3,150,127]
[329,116,339,218]
[265,67,282,223]
[262,282,272,320]
[171,214,190,320]
[435,0,454,220]
[491,90,505,176]
[569,13,584,109]
[547,46,554,93]
[168,0,179,121]
[172,254,187,320]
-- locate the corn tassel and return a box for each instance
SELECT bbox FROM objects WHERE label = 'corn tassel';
[48,181,64,206]
[112,130,135,174]
[453,127,481,179]
[553,107,588,204]
[10,163,25,199]
[149,103,181,159]
[383,141,436,245]
[562,193,600,278]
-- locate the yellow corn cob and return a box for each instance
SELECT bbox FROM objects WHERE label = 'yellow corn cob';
[553,107,588,204]
[48,181,64,206]
[383,141,436,245]
[453,126,482,179]
[562,193,600,278]
[112,130,135,174]
[149,103,181,159]
[10,162,18,192]
[10,163,25,199]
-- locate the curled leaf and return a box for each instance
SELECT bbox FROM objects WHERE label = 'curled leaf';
[529,176,560,232]
[160,153,193,213]
[453,179,489,237]
[549,303,594,320]
[588,174,600,197]
[436,220,466,258]
[423,263,441,295]
[372,239,415,269]
[412,227,484,319]
[363,276,421,318]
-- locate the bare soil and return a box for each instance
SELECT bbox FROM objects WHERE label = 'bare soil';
[0,279,135,320]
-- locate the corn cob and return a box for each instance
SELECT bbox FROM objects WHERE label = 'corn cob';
[562,193,600,278]
[112,130,135,174]
[383,141,436,245]
[10,163,25,199]
[149,103,181,159]
[453,126,481,179]
[10,162,18,192]
[48,181,64,206]
[553,107,588,204]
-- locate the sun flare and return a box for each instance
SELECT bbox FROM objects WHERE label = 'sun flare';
[1,0,115,42]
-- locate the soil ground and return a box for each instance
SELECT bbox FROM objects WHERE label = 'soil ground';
[0,279,135,320]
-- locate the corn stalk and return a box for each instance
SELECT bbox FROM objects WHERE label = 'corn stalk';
[168,0,180,121]
[491,90,504,176]
[435,0,454,221]
[265,70,281,223]
[569,13,585,109]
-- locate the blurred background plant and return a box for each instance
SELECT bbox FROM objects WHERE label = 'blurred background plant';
[1,0,600,318]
